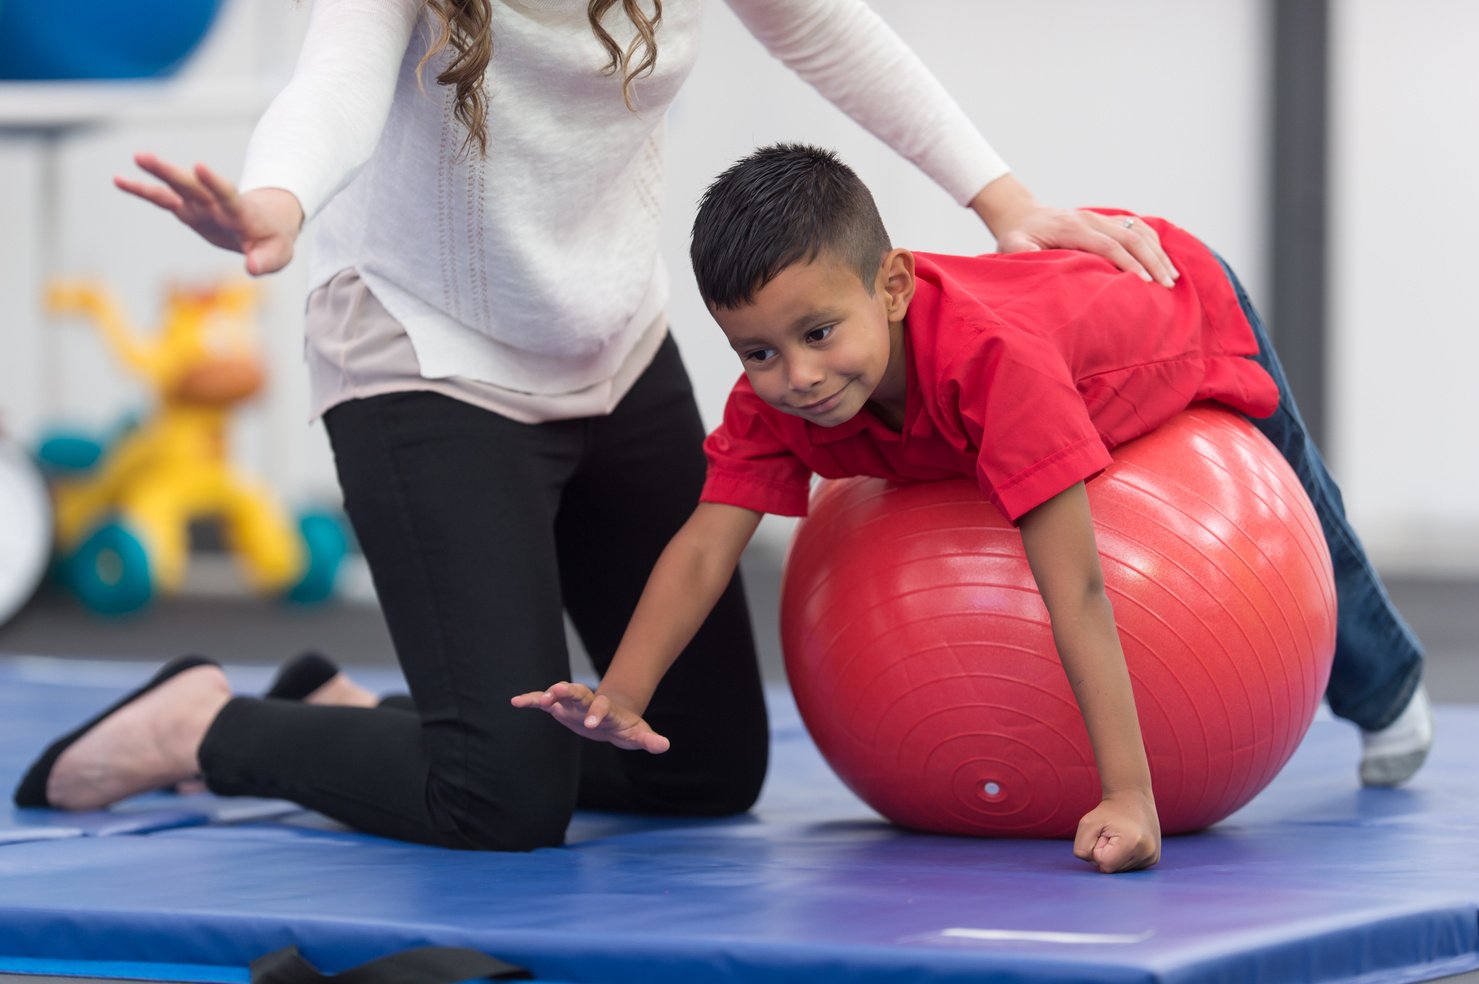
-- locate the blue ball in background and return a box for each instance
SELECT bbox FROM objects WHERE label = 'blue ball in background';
[0,0,225,80]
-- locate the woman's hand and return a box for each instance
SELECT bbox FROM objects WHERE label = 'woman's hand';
[970,174,1179,288]
[114,152,303,276]
[1073,790,1162,873]
[511,681,671,754]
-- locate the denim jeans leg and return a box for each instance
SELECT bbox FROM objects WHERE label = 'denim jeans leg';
[1216,258,1424,731]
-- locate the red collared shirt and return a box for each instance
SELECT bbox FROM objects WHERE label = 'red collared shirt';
[701,215,1280,522]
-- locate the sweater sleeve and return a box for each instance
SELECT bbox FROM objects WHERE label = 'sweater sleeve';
[723,0,1009,206]
[238,0,420,221]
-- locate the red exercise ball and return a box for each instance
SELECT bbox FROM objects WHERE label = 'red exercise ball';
[780,406,1336,838]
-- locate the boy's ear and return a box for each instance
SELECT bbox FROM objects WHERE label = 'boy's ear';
[878,248,915,319]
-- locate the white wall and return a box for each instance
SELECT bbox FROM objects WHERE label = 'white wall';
[6,1,1469,574]
[1329,0,1479,574]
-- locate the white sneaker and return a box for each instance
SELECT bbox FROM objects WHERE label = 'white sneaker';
[1359,683,1434,787]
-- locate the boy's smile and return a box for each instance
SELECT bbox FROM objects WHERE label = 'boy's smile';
[711,250,914,428]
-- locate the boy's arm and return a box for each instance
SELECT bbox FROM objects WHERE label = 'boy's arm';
[511,502,762,752]
[1017,482,1161,874]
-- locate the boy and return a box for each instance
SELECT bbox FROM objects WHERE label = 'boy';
[513,144,1432,874]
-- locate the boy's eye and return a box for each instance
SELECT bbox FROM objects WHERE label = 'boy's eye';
[744,347,777,364]
[805,325,834,344]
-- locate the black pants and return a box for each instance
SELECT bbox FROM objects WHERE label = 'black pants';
[199,335,769,849]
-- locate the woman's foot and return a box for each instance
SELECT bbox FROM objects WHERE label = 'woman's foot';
[43,660,232,811]
[266,651,378,708]
[303,672,379,708]
[46,659,230,804]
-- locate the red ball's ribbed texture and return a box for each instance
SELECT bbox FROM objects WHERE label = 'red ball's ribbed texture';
[780,407,1336,838]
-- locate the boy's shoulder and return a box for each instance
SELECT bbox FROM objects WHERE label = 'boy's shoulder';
[902,244,1136,392]
[903,248,1017,356]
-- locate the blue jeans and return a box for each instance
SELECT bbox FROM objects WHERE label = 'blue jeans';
[1218,257,1424,730]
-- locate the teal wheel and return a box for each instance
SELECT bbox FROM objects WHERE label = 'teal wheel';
[62,520,153,615]
[284,510,348,605]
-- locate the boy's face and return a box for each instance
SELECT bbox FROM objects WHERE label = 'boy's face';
[712,251,913,427]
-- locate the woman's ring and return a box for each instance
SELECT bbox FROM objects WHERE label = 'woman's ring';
[1122,217,1136,230]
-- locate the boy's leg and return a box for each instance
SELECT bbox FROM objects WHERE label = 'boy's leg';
[1218,260,1430,782]
[557,335,770,814]
[201,391,586,848]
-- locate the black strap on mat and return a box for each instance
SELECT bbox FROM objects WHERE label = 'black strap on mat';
[251,945,533,983]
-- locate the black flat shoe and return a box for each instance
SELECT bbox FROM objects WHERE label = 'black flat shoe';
[13,654,220,808]
[264,651,340,701]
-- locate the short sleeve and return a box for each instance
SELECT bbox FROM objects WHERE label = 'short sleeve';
[701,381,815,517]
[952,333,1112,522]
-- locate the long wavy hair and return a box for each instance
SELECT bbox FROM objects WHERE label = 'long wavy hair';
[420,0,663,158]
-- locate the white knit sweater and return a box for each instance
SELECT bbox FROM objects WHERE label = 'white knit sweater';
[241,0,1008,397]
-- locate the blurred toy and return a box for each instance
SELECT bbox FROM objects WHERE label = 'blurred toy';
[0,423,52,627]
[40,279,346,615]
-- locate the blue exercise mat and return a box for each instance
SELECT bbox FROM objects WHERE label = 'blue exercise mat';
[0,655,1474,983]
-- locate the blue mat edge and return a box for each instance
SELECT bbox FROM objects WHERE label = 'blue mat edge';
[0,955,246,983]
[0,899,1474,984]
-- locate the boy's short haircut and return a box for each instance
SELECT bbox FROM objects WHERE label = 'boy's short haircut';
[690,143,892,309]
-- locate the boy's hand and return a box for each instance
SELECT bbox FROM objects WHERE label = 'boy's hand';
[510,682,671,754]
[1073,790,1161,873]
[114,153,303,276]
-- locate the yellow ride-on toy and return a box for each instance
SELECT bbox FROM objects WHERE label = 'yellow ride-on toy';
[40,280,345,615]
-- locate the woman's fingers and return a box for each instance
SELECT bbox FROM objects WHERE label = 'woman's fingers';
[121,153,241,244]
[999,208,1181,288]
[1096,213,1179,287]
[194,163,242,214]
[133,152,205,198]
[1084,230,1152,284]
[113,174,184,213]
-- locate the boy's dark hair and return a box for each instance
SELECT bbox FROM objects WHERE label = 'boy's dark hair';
[690,144,892,309]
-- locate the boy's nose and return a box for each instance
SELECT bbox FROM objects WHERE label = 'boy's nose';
[788,358,825,392]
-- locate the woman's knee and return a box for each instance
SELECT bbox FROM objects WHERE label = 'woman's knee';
[434,781,575,852]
